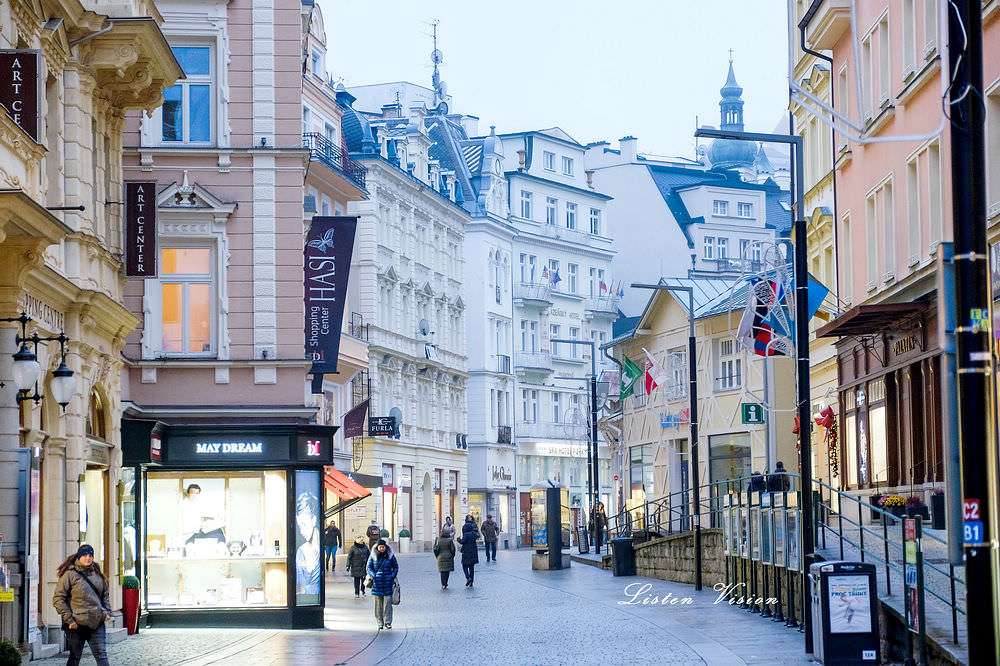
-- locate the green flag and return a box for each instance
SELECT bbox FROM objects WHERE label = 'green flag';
[621,357,642,399]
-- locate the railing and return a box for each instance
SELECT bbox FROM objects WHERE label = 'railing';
[713,375,742,392]
[514,351,553,373]
[348,311,369,341]
[537,220,611,246]
[708,257,763,274]
[516,420,587,440]
[497,425,512,444]
[496,354,511,374]
[514,282,552,304]
[302,132,367,190]
[583,295,621,314]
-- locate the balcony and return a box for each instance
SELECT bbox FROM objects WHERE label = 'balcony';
[803,0,850,50]
[514,351,553,373]
[514,282,552,307]
[706,257,762,275]
[537,222,610,247]
[583,295,621,316]
[497,425,512,444]
[517,420,588,441]
[496,354,511,374]
[303,132,367,190]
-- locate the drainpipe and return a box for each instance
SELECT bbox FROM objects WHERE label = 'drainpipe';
[69,21,114,48]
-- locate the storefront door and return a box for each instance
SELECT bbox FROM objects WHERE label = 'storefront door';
[519,492,531,547]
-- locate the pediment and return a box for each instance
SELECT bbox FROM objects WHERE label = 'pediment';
[157,178,237,217]
[453,296,464,309]
[421,282,435,297]
[378,265,399,282]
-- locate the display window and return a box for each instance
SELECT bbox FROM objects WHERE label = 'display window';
[144,470,288,609]
[294,470,321,607]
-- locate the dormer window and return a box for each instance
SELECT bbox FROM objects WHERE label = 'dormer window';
[713,200,729,216]
[738,202,752,218]
[562,156,574,176]
[543,151,555,171]
[311,47,323,76]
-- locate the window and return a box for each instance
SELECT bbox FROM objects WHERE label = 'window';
[550,324,561,356]
[543,151,555,170]
[86,390,106,441]
[837,64,850,149]
[546,197,557,225]
[738,202,752,218]
[569,326,580,358]
[552,392,561,422]
[302,107,311,135]
[562,156,574,175]
[160,247,213,354]
[841,214,853,305]
[704,236,715,260]
[923,0,938,56]
[717,339,742,391]
[709,433,751,483]
[866,178,894,285]
[162,46,212,143]
[877,15,890,105]
[520,190,533,219]
[522,389,538,423]
[567,263,578,293]
[713,200,728,216]
[311,47,322,76]
[717,238,728,259]
[565,202,577,229]
[547,259,560,289]
[903,0,917,75]
[590,208,601,235]
[861,34,874,118]
[520,320,537,352]
[739,239,750,259]
[520,253,536,282]
[589,267,606,296]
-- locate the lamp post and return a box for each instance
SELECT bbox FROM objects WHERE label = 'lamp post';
[2,312,77,409]
[695,127,812,650]
[630,282,701,591]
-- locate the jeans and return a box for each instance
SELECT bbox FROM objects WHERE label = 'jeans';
[65,623,109,666]
[324,545,338,570]
[373,594,393,627]
[439,571,450,586]
[484,541,497,561]
[463,563,475,583]
[354,576,365,595]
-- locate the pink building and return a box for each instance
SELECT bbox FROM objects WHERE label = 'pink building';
[804,1,1000,494]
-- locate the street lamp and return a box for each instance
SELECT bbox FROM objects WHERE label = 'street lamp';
[3,312,77,410]
[630,282,701,591]
[695,126,813,651]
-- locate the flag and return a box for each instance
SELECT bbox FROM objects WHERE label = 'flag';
[542,266,549,282]
[552,269,561,285]
[342,398,370,438]
[618,281,625,298]
[643,348,668,395]
[621,357,642,399]
[599,279,608,294]
[807,273,830,321]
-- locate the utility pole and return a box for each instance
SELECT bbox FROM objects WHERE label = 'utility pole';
[948,1,1000,661]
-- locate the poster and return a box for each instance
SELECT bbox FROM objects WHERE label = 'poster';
[786,510,800,572]
[827,575,872,633]
[750,508,760,561]
[294,471,321,605]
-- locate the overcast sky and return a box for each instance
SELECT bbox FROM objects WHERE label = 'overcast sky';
[315,0,791,158]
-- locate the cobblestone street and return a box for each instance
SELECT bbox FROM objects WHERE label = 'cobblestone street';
[35,549,814,665]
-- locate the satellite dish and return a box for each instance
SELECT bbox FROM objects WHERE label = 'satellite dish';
[431,48,443,64]
[418,318,431,336]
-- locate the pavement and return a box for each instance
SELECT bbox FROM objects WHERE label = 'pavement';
[33,549,817,665]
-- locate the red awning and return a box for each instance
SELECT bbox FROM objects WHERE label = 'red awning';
[324,467,372,516]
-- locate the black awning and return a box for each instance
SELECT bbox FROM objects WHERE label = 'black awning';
[816,302,927,338]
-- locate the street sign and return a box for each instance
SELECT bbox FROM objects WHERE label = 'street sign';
[368,416,397,438]
[741,403,765,425]
[963,521,984,545]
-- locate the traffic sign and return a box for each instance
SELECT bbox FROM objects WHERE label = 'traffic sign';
[741,403,765,425]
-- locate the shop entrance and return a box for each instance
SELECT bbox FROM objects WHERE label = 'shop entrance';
[519,492,531,547]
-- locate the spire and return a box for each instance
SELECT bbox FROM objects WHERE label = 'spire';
[719,56,745,132]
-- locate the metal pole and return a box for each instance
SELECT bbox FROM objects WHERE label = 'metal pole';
[948,0,1000,660]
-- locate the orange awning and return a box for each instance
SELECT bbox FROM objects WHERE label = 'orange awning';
[324,467,372,517]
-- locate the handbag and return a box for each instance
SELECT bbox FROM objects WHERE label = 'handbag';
[391,579,400,606]
[363,575,374,588]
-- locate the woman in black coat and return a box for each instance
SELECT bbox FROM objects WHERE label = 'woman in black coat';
[346,537,370,598]
[455,522,480,587]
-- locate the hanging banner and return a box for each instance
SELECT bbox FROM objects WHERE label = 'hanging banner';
[124,182,157,277]
[0,50,40,141]
[304,216,358,387]
[342,398,370,439]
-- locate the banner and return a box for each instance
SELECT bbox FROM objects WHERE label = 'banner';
[124,182,157,277]
[0,51,39,141]
[304,216,358,386]
[342,399,370,439]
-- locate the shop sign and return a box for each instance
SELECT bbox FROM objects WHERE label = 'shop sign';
[368,416,396,438]
[0,50,40,141]
[169,433,287,463]
[400,470,411,488]
[87,441,111,466]
[304,216,358,382]
[150,433,162,461]
[661,408,691,429]
[532,442,587,458]
[296,435,331,462]
[124,182,157,277]
[20,294,63,334]
[381,464,393,487]
[489,466,512,482]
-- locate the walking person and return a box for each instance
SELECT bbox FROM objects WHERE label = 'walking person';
[347,536,370,598]
[433,529,456,589]
[481,515,499,562]
[766,461,792,493]
[456,520,479,587]
[323,520,342,572]
[53,544,112,666]
[366,520,382,549]
[441,515,456,539]
[366,540,398,629]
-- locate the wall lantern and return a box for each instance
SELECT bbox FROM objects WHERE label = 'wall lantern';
[3,312,76,410]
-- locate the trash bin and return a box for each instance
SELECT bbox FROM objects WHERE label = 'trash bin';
[611,537,636,576]
[809,561,880,665]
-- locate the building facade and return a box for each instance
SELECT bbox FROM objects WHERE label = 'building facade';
[0,0,179,652]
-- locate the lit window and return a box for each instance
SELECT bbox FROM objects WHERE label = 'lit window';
[160,247,214,354]
[162,46,212,143]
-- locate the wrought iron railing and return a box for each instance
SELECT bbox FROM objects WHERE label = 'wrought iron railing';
[496,354,511,374]
[302,132,367,189]
[348,311,369,341]
[497,425,512,444]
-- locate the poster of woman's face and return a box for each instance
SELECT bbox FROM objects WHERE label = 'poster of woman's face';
[294,471,321,605]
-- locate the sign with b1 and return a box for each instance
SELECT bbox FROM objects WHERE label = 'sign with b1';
[964,521,984,546]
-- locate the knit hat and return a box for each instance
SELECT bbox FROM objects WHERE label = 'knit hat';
[77,544,95,558]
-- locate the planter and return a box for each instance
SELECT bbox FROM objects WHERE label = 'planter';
[397,538,410,554]
[869,496,883,522]
[887,506,906,520]
[931,493,946,530]
[906,506,930,521]
[122,588,140,635]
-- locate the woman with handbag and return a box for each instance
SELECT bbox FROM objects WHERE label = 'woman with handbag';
[347,537,370,598]
[52,544,112,666]
[365,540,398,629]
[433,529,456,589]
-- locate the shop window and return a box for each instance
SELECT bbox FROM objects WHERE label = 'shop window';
[158,247,214,355]
[709,432,751,483]
[79,469,107,563]
[86,390,107,441]
[294,470,321,606]
[145,470,288,609]
[121,468,137,578]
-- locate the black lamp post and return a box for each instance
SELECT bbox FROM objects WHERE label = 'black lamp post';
[3,312,77,410]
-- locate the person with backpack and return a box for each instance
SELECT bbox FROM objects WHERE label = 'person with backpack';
[366,520,382,549]
[53,544,112,666]
[767,461,791,493]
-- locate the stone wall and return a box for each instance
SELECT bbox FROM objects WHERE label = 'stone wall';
[634,528,725,585]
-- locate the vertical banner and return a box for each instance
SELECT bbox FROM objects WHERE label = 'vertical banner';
[0,51,40,141]
[304,216,358,387]
[124,182,157,277]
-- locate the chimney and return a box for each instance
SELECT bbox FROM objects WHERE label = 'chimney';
[619,136,638,162]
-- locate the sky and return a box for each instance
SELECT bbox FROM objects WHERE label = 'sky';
[315,0,791,159]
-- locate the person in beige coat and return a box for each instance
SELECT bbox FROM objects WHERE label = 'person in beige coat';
[52,544,112,666]
[433,530,456,589]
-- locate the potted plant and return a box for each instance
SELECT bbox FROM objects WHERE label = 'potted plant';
[122,575,141,635]
[397,528,411,553]
[905,495,930,521]
[931,488,946,530]
[0,638,21,666]
[868,494,884,522]
[877,494,907,519]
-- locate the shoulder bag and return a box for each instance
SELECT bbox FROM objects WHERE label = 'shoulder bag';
[391,578,401,605]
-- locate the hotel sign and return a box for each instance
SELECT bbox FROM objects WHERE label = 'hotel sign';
[0,51,40,141]
[124,182,157,277]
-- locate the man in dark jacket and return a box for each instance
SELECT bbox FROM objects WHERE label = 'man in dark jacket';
[766,461,791,493]
[366,520,382,549]
[323,520,342,572]
[456,522,480,586]
[481,515,499,562]
[749,471,766,494]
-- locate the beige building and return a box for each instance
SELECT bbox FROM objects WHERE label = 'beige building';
[0,0,179,653]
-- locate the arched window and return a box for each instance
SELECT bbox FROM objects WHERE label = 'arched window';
[86,390,107,441]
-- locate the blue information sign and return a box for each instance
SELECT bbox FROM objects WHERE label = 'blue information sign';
[963,520,984,545]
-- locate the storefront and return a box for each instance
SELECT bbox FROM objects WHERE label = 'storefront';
[122,420,336,628]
